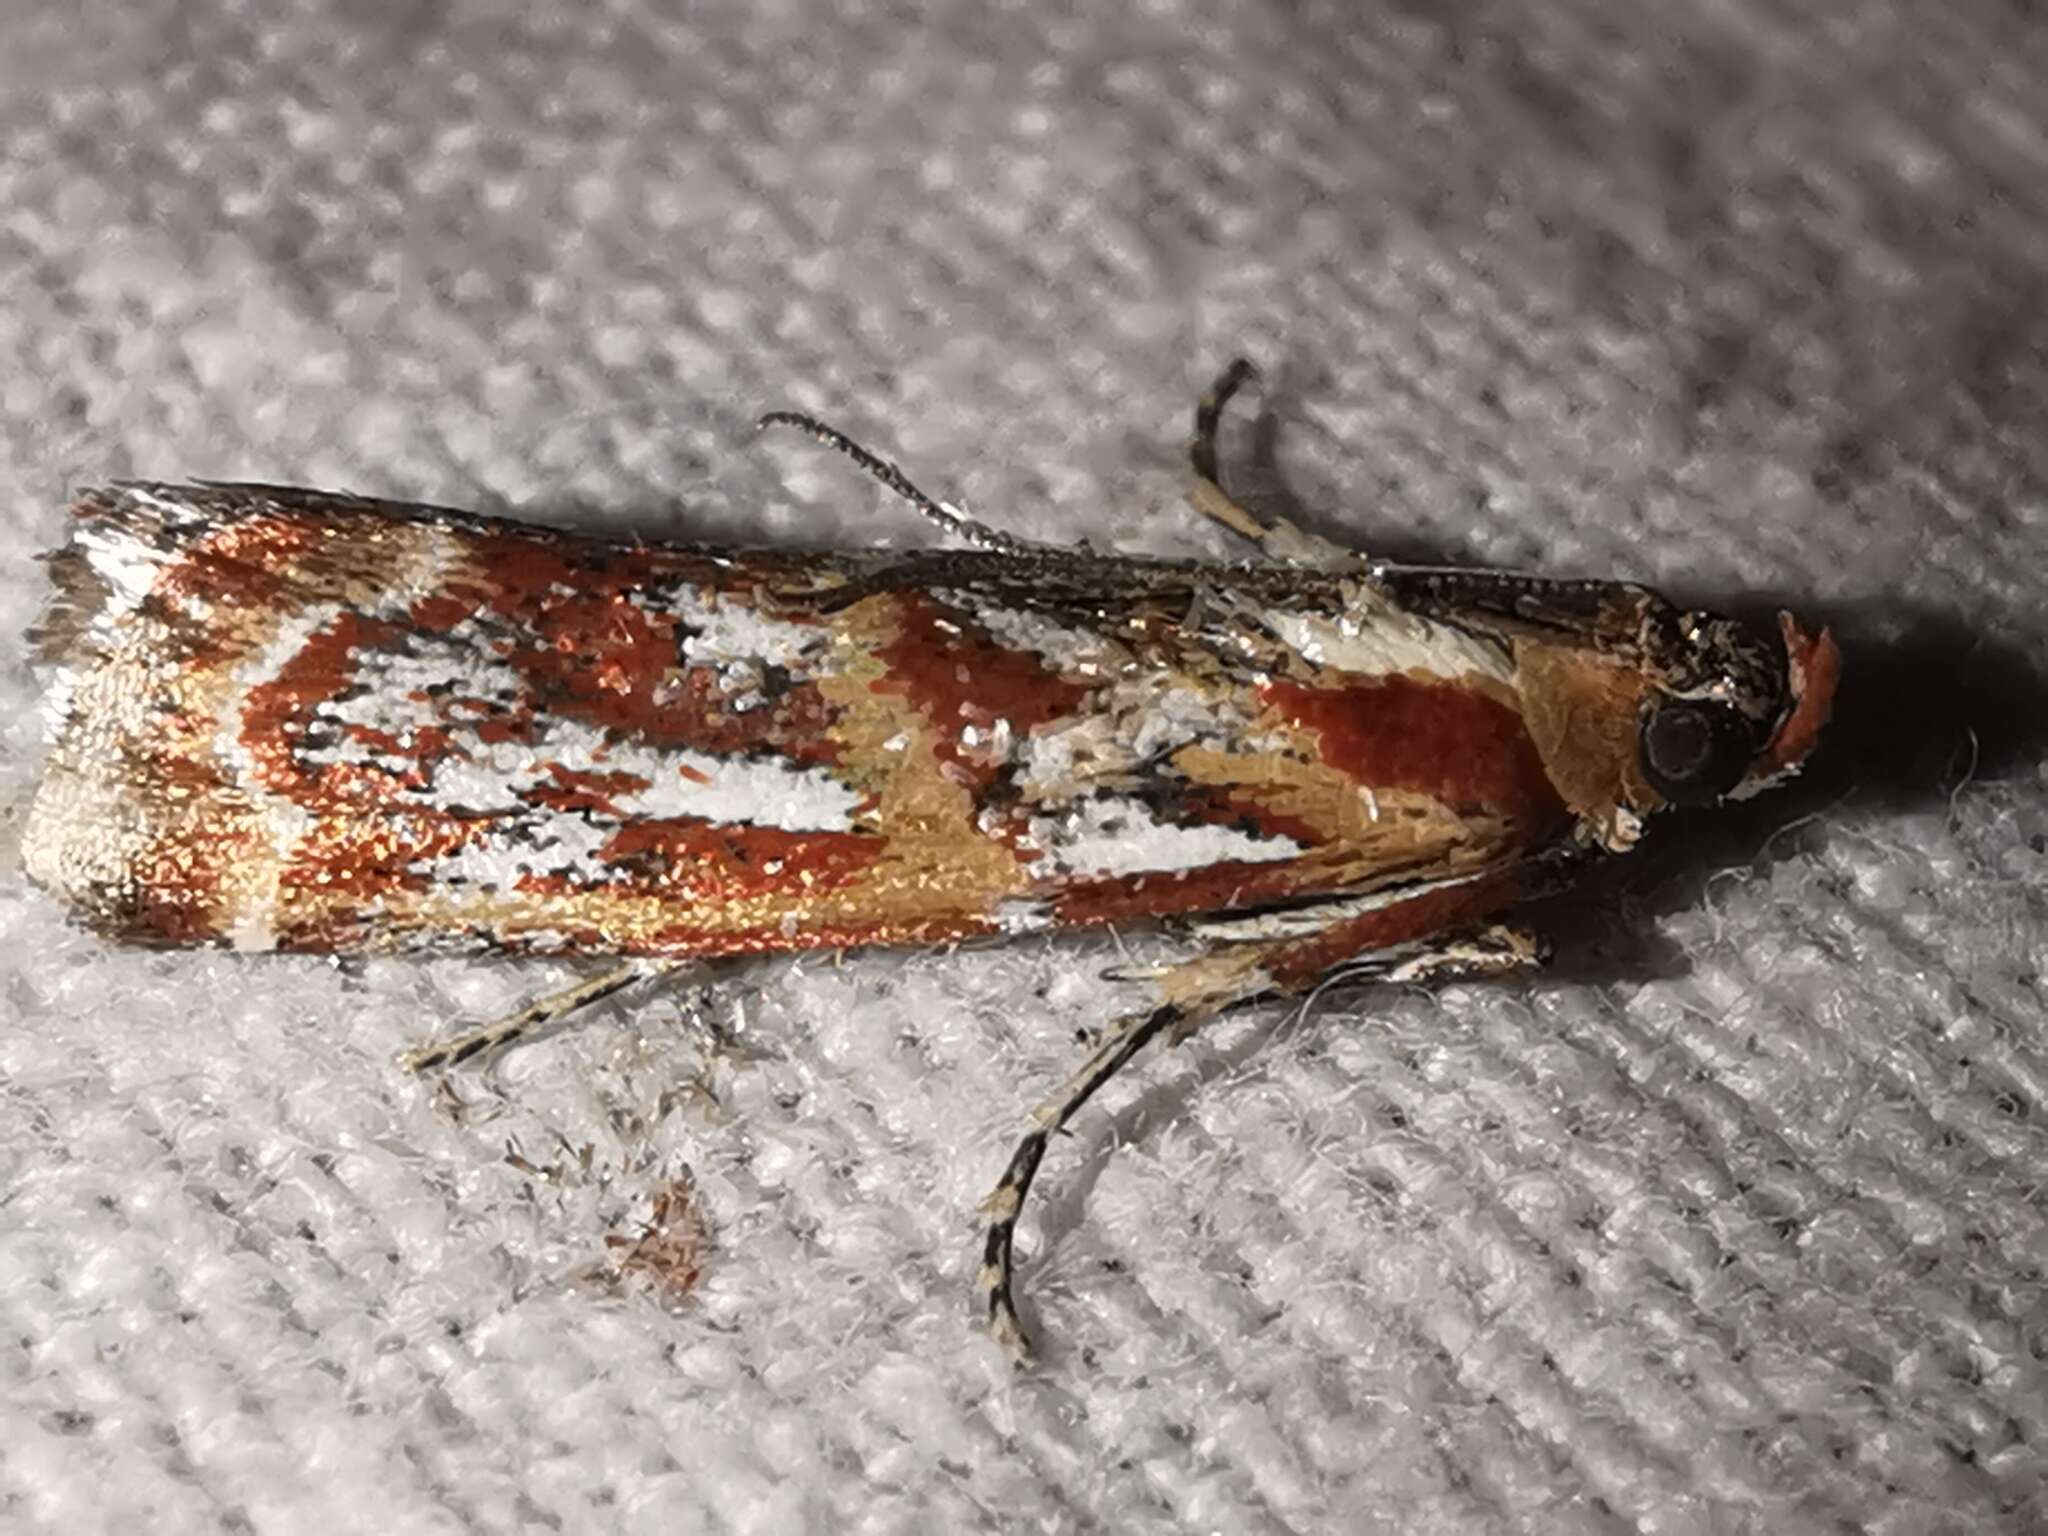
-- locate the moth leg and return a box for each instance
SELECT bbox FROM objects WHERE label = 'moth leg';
[1186,357,1366,572]
[978,1000,1196,1364]
[979,877,1534,1363]
[1383,922,1546,985]
[399,958,682,1073]
[978,935,1284,1363]
[756,409,1037,555]
[1186,357,1275,545]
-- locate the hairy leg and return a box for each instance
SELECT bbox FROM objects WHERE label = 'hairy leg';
[400,958,682,1073]
[977,879,1540,1363]
[1185,357,1368,573]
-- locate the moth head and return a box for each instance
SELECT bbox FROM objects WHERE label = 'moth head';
[1495,588,1838,852]
[1634,606,1839,809]
[1375,568,1838,851]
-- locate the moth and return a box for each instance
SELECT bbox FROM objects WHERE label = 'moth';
[21,360,1839,1361]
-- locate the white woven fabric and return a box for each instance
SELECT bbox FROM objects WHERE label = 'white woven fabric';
[3,2,2046,1530]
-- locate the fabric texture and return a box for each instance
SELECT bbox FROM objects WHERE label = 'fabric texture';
[3,2,2046,1530]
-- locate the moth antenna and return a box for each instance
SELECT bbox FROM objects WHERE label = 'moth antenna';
[757,409,1034,555]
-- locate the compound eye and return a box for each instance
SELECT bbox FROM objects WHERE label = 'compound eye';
[1638,699,1754,805]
